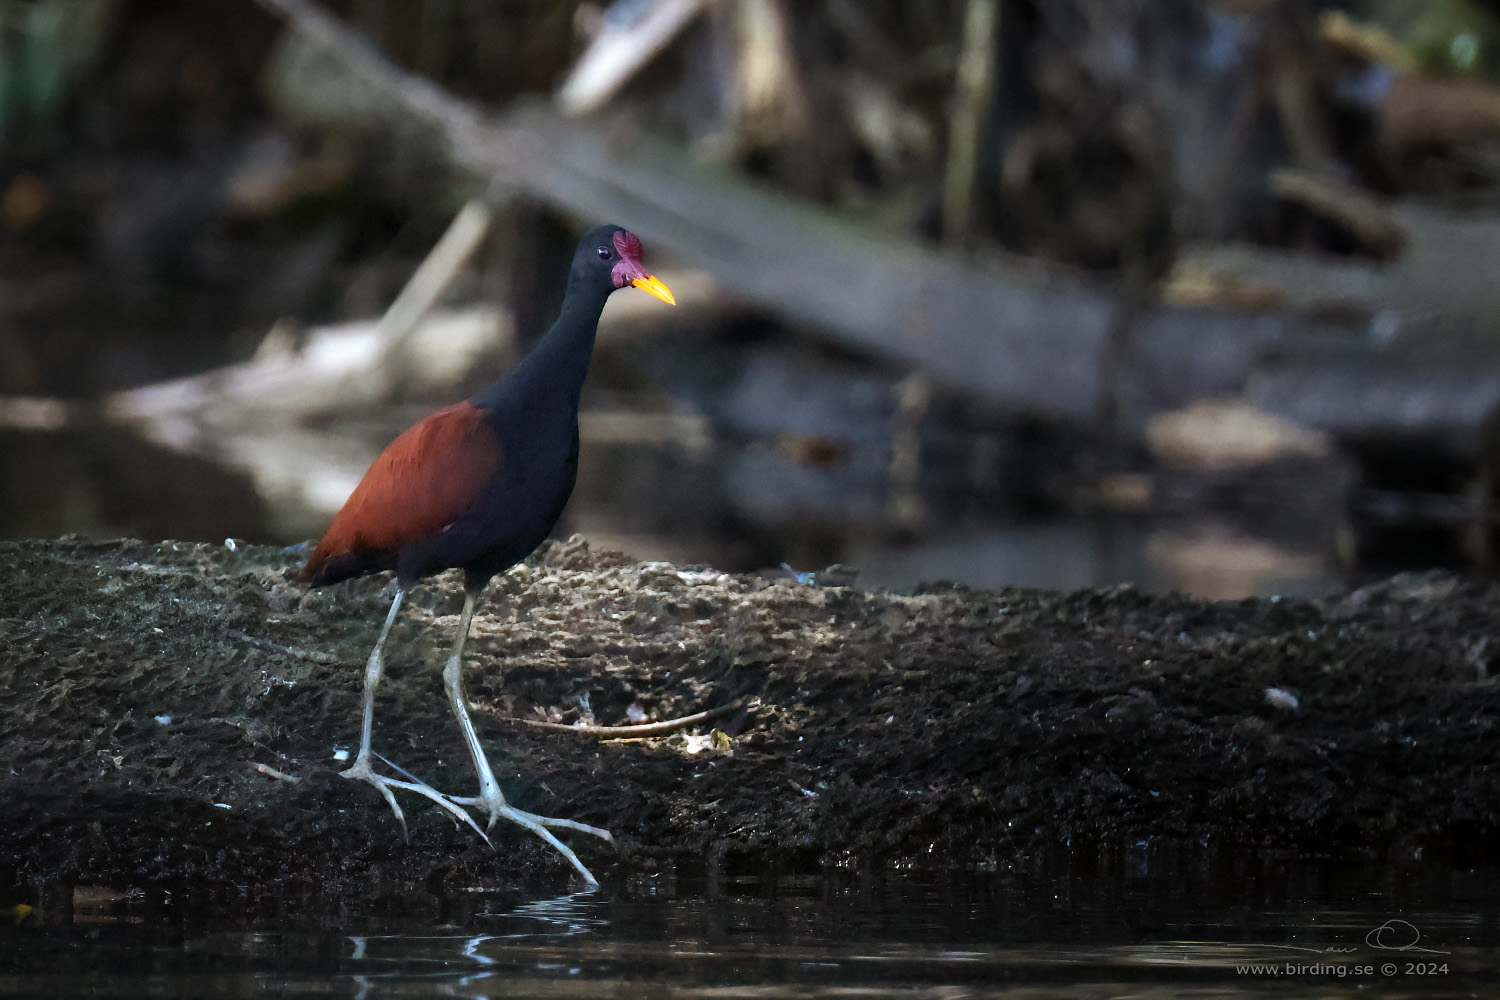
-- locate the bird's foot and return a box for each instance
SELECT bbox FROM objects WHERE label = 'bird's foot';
[450,792,613,884]
[340,757,492,846]
[336,758,607,883]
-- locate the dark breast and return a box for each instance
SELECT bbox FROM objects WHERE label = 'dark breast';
[397,412,581,587]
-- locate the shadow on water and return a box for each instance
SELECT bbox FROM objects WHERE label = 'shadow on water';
[3,851,1499,997]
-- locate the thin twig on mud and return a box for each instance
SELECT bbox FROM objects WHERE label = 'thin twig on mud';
[251,762,301,783]
[515,699,748,738]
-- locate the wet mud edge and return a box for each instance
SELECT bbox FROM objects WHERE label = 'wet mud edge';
[2,535,1499,894]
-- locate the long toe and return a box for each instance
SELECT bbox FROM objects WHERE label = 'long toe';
[510,808,614,843]
[341,759,492,845]
[341,759,410,841]
[459,796,612,884]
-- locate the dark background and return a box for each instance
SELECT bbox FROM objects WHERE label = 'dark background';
[3,0,1500,598]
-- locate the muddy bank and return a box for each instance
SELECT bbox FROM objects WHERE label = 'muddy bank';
[1,535,1498,893]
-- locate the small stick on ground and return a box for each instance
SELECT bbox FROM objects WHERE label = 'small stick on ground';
[252,762,301,783]
[516,699,747,738]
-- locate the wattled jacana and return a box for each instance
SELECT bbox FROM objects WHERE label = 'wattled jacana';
[297,224,675,883]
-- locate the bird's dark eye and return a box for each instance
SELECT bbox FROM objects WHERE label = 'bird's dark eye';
[597,246,613,260]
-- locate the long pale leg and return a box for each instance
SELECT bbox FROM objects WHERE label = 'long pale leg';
[443,589,613,884]
[339,586,490,842]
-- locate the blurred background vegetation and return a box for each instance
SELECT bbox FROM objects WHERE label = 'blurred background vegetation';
[5,0,1500,598]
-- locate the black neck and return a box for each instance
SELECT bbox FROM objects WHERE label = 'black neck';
[472,280,609,414]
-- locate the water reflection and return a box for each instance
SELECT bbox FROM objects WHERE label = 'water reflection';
[3,857,1498,998]
[346,892,606,996]
[487,889,610,937]
[0,426,271,542]
[0,418,1358,598]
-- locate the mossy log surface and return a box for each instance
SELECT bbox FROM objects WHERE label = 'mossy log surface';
[2,536,1499,893]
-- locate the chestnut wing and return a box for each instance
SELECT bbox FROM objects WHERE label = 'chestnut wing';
[299,402,501,581]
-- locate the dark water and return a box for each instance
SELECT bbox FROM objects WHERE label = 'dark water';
[0,421,1357,599]
[4,854,1497,998]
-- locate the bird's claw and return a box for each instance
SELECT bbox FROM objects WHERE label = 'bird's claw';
[341,758,492,846]
[450,795,614,842]
[340,759,607,883]
[450,794,613,883]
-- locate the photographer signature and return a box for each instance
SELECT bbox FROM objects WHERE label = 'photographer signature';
[1363,919,1450,954]
[1260,918,1450,956]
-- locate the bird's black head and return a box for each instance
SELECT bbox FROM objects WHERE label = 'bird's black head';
[572,224,676,304]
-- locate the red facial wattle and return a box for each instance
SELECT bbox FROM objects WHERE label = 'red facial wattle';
[610,229,676,304]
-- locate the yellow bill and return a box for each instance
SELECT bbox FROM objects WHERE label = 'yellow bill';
[632,274,677,305]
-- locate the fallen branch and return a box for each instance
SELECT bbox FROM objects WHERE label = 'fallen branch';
[1270,168,1406,258]
[516,699,747,739]
[252,0,1126,421]
[370,198,494,397]
[557,0,707,115]
[247,0,1500,445]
